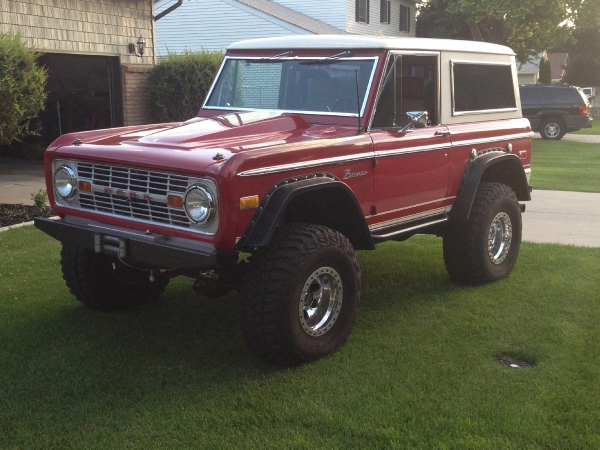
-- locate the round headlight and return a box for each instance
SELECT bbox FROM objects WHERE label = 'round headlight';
[184,185,215,223]
[54,165,77,199]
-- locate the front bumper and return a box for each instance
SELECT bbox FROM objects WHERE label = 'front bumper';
[34,216,217,269]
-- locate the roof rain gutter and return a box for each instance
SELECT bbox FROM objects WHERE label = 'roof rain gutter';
[154,0,183,21]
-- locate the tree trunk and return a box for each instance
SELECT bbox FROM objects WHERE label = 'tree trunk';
[467,20,484,41]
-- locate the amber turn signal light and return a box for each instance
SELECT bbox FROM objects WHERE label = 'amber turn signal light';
[240,195,259,210]
[78,181,91,192]
[167,195,183,207]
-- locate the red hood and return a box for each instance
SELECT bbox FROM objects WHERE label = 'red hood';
[48,112,360,175]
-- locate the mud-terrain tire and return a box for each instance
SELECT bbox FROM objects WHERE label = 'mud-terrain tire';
[540,117,566,140]
[241,224,360,366]
[60,245,169,311]
[443,182,522,285]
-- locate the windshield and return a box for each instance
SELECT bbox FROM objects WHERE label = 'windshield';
[204,57,378,116]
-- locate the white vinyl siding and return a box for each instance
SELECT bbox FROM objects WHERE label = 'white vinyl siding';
[156,0,311,55]
[346,0,416,36]
[273,0,346,30]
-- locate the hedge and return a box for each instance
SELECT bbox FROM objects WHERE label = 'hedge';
[147,50,224,123]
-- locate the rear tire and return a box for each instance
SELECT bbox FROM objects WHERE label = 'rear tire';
[540,117,565,140]
[241,224,360,366]
[60,245,169,310]
[443,183,522,285]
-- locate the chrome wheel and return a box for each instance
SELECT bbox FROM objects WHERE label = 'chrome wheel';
[299,266,343,336]
[488,212,512,264]
[543,122,561,139]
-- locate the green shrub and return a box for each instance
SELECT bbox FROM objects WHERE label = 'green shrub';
[148,50,224,123]
[0,33,47,146]
[30,189,48,212]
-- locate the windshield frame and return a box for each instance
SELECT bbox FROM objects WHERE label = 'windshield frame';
[202,55,380,118]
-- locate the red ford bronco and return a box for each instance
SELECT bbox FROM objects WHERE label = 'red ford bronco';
[35,36,532,365]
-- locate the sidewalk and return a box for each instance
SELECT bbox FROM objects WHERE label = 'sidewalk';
[532,132,600,144]
[1,156,600,247]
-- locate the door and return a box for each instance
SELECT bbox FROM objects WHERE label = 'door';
[368,54,451,230]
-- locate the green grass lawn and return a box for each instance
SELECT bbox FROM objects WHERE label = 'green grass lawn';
[573,119,599,135]
[530,139,600,192]
[2,226,600,448]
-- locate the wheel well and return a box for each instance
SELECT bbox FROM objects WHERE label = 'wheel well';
[540,115,565,125]
[282,188,372,250]
[480,160,530,201]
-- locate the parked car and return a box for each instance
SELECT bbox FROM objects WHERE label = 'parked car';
[582,87,595,100]
[35,36,532,365]
[519,84,593,140]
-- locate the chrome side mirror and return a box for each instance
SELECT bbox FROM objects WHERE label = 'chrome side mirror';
[398,111,428,134]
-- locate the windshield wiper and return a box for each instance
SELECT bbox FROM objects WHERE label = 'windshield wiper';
[299,51,354,65]
[247,51,296,64]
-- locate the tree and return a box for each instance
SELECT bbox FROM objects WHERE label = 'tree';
[561,0,600,87]
[417,0,579,63]
[538,57,552,84]
[561,27,600,87]
[0,33,47,146]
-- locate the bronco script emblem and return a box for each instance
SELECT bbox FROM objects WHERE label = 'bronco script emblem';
[343,169,368,180]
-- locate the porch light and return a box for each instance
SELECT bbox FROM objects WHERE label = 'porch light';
[129,36,146,58]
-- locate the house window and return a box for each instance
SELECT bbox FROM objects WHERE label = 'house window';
[356,0,369,23]
[380,0,390,24]
[400,5,410,32]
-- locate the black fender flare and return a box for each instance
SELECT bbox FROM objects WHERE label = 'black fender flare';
[236,173,375,250]
[451,151,531,223]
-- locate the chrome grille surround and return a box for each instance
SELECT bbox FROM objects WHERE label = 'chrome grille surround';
[51,159,218,235]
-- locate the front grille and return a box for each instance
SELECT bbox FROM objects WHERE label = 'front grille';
[77,162,192,228]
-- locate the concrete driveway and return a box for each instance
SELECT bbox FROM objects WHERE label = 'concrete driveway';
[0,157,46,205]
[523,190,600,247]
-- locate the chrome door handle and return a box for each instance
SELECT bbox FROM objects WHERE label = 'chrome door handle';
[434,131,451,137]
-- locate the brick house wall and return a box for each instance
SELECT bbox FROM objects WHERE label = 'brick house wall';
[122,64,153,126]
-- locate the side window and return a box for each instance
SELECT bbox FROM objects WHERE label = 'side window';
[372,54,438,128]
[356,0,369,23]
[400,5,410,32]
[380,0,391,24]
[519,88,540,106]
[453,63,517,113]
[550,88,581,105]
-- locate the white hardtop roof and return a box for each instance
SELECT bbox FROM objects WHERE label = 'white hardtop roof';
[228,35,515,56]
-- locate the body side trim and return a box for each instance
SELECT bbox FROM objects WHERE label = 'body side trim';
[237,132,531,177]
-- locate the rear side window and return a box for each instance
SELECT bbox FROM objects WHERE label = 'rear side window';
[519,87,548,106]
[550,88,582,105]
[452,63,517,113]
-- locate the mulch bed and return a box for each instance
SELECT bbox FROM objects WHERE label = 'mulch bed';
[0,204,56,228]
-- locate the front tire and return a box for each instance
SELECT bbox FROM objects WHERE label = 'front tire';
[443,183,522,285]
[540,117,565,140]
[60,245,169,310]
[241,224,360,365]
